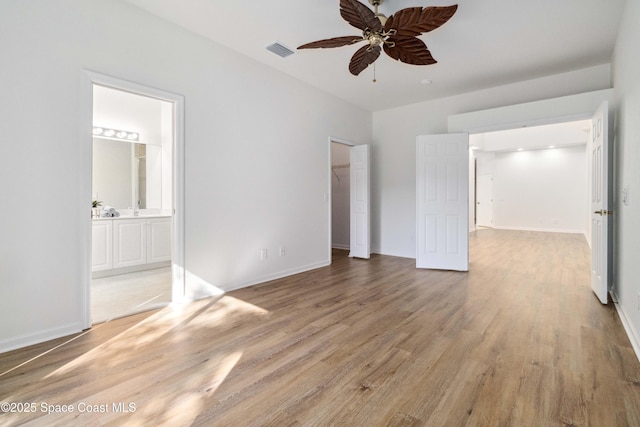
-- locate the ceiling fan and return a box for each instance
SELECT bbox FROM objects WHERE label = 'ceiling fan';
[298,0,458,77]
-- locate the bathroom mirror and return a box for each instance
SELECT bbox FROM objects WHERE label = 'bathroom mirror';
[92,137,162,211]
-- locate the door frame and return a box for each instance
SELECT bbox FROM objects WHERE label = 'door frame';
[448,90,614,280]
[327,136,354,263]
[82,70,185,328]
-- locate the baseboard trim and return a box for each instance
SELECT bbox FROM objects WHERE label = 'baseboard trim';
[332,244,349,250]
[612,291,640,363]
[92,261,171,279]
[492,226,584,234]
[0,322,85,355]
[186,260,332,297]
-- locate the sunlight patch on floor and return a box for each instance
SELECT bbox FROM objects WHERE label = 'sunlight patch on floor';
[43,295,268,379]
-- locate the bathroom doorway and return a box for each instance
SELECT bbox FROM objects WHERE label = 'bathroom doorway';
[84,71,185,326]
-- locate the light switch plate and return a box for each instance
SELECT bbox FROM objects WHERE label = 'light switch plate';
[623,186,630,205]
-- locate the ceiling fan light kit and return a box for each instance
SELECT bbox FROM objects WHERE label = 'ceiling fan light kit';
[298,0,458,78]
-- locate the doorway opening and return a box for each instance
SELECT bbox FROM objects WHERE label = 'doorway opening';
[328,137,371,262]
[331,141,352,255]
[84,71,185,327]
[444,97,611,302]
[468,119,593,239]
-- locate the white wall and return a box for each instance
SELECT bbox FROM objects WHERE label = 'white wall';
[372,66,612,258]
[0,1,371,352]
[491,146,587,233]
[331,143,350,249]
[612,0,640,355]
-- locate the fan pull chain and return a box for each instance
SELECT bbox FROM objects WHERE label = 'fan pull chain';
[373,62,377,83]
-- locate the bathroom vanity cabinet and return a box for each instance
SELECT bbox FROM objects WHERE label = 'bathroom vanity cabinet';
[92,216,171,276]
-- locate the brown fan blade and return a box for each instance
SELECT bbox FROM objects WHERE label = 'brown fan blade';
[384,5,458,37]
[340,0,382,32]
[298,36,363,50]
[383,37,436,65]
[349,44,381,75]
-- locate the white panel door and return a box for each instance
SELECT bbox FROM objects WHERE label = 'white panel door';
[350,144,370,259]
[416,134,469,271]
[476,174,493,227]
[590,101,610,304]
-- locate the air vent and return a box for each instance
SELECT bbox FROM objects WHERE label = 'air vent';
[266,42,295,58]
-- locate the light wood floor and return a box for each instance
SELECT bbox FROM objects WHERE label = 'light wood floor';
[2,229,639,426]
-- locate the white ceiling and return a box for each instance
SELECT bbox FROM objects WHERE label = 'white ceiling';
[471,120,591,152]
[123,0,625,112]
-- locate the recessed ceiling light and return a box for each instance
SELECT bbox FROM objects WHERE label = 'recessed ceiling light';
[517,148,524,151]
[420,79,432,85]
[548,145,555,149]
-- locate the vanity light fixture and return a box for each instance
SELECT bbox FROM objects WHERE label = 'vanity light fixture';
[93,126,140,142]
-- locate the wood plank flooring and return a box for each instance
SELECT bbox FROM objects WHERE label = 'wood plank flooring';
[1,229,639,426]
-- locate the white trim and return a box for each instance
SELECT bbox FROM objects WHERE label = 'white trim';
[91,262,170,279]
[82,70,185,328]
[222,261,331,293]
[332,244,350,250]
[491,226,585,234]
[0,322,85,354]
[611,291,640,363]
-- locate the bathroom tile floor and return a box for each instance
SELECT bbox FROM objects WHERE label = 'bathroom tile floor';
[91,267,171,324]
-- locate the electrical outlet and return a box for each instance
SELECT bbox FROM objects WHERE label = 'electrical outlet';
[261,248,268,261]
[279,246,286,256]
